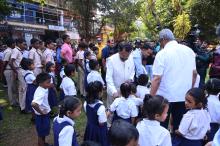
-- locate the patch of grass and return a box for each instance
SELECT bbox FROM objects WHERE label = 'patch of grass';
[0,84,87,146]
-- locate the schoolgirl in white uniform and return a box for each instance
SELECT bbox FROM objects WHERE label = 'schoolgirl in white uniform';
[174,88,211,146]
[109,83,138,124]
[206,78,220,141]
[137,94,171,146]
[53,96,82,146]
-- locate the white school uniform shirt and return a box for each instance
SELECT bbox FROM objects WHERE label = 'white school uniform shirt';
[110,96,138,119]
[3,47,12,69]
[136,85,150,100]
[43,48,55,64]
[207,94,220,124]
[178,109,211,140]
[60,67,66,78]
[32,86,51,115]
[153,40,196,102]
[0,51,4,60]
[194,74,200,88]
[28,48,43,68]
[87,70,105,85]
[129,95,143,107]
[11,47,23,68]
[22,50,29,58]
[24,70,36,84]
[49,72,55,84]
[54,115,75,146]
[76,50,84,60]
[213,128,220,146]
[137,119,172,146]
[60,76,76,96]
[106,53,135,96]
[84,100,107,123]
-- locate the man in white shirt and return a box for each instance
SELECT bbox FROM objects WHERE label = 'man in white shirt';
[10,38,26,112]
[150,29,197,131]
[106,42,135,108]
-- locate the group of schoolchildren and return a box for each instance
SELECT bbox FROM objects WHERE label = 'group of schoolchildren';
[1,36,220,146]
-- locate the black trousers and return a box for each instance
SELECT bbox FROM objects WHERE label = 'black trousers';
[161,102,186,132]
[197,67,207,90]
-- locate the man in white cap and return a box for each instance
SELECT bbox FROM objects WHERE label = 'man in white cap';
[150,28,197,131]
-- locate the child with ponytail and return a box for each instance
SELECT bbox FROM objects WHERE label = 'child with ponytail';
[53,96,82,146]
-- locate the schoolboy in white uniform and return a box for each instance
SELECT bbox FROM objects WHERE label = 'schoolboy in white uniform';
[10,38,26,112]
[29,38,43,76]
[87,59,105,85]
[3,38,17,106]
[32,73,51,146]
[60,64,77,96]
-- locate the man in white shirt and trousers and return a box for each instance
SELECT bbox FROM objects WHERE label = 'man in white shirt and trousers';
[106,42,135,108]
[150,29,197,132]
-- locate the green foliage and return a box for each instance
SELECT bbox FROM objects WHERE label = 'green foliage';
[105,0,143,40]
[174,12,191,40]
[190,0,220,41]
[0,0,11,20]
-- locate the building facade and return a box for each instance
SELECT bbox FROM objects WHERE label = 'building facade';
[1,0,79,45]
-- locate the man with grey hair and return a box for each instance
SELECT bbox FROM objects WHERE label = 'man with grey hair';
[150,28,197,131]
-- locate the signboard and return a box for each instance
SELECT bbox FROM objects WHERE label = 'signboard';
[48,25,65,31]
[12,26,45,34]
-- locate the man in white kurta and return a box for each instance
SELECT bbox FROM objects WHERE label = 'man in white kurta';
[106,42,135,108]
[150,29,197,131]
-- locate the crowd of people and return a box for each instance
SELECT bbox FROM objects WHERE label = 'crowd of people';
[0,28,220,146]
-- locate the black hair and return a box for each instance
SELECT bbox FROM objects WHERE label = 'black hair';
[84,50,91,59]
[16,38,26,45]
[61,59,67,65]
[109,120,139,146]
[6,38,15,47]
[138,74,149,86]
[86,81,103,104]
[59,96,81,118]
[130,83,137,94]
[45,61,55,73]
[205,78,220,96]
[30,38,39,45]
[20,58,34,70]
[88,43,95,48]
[62,34,70,41]
[186,88,207,108]
[120,83,131,99]
[118,42,133,52]
[143,94,169,120]
[81,141,101,146]
[36,72,51,85]
[45,39,53,47]
[92,46,98,51]
[64,64,75,77]
[142,43,153,50]
[78,42,88,49]
[89,59,99,70]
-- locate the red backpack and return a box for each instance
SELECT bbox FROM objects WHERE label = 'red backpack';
[209,52,220,77]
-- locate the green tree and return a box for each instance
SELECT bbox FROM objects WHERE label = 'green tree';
[105,0,142,40]
[0,0,11,20]
[190,0,220,41]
